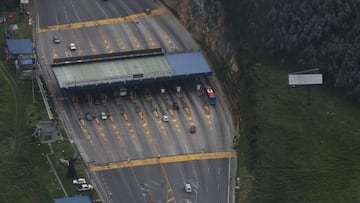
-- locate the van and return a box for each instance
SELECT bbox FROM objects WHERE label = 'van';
[185,183,192,193]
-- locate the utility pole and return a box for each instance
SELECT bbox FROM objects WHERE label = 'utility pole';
[32,69,35,103]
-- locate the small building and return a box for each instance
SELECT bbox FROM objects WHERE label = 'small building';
[34,120,62,143]
[5,38,35,76]
[54,196,93,203]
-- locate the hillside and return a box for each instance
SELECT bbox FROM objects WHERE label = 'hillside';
[161,0,360,202]
[222,0,360,102]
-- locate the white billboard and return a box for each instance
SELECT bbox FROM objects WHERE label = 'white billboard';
[288,74,323,86]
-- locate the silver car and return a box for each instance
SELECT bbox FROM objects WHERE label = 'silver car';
[69,42,77,51]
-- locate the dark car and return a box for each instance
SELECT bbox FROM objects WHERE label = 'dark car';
[94,99,101,105]
[173,102,179,110]
[85,113,93,121]
[144,8,151,14]
[53,35,60,44]
[190,125,196,134]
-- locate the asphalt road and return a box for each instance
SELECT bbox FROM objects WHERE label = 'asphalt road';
[95,159,231,203]
[32,0,237,202]
[34,0,198,66]
[60,81,233,163]
[57,81,236,202]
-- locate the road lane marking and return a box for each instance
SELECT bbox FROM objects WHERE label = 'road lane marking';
[164,176,175,203]
[98,27,113,53]
[89,151,236,172]
[167,196,175,203]
[95,118,108,143]
[37,8,168,33]
[162,31,177,52]
[78,119,94,145]
[110,118,124,145]
[203,103,213,129]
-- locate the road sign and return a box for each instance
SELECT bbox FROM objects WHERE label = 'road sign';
[288,68,323,105]
[288,74,323,86]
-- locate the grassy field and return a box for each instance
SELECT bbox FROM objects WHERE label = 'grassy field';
[0,16,92,202]
[252,63,360,202]
[0,62,93,203]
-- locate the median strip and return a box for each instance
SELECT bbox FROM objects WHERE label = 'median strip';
[37,8,168,33]
[89,151,236,172]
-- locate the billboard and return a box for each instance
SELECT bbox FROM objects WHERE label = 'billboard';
[288,74,323,86]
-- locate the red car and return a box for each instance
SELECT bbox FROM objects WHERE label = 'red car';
[7,12,18,20]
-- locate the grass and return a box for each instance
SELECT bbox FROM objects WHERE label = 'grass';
[0,61,92,203]
[253,63,360,202]
[0,67,53,202]
[0,16,92,202]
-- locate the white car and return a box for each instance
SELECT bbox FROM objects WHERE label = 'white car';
[77,184,93,192]
[162,115,169,122]
[101,112,107,120]
[185,183,192,193]
[69,42,77,51]
[73,178,86,185]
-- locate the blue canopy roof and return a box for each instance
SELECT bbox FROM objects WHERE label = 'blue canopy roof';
[54,196,92,203]
[165,52,212,76]
[6,39,33,55]
[20,58,33,65]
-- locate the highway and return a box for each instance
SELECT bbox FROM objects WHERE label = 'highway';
[32,0,237,202]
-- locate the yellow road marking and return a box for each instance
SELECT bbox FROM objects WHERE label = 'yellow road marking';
[95,121,108,142]
[131,36,142,50]
[79,120,93,145]
[89,151,236,172]
[167,196,175,203]
[98,27,113,53]
[51,47,58,59]
[163,169,175,203]
[140,114,159,154]
[162,31,177,51]
[116,37,128,51]
[157,118,170,142]
[37,8,167,33]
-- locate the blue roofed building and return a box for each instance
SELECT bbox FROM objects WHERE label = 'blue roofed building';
[5,39,35,76]
[165,52,212,78]
[54,196,93,203]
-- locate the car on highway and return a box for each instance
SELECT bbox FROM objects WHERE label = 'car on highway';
[190,125,196,134]
[85,112,93,121]
[144,8,151,14]
[162,115,169,122]
[185,183,192,193]
[73,178,86,185]
[101,112,107,120]
[69,42,77,51]
[77,184,94,192]
[53,35,60,44]
[94,99,101,105]
[173,102,179,110]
